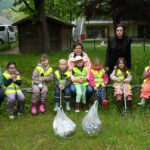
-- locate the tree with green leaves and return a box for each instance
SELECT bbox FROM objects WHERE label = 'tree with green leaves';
[83,0,150,27]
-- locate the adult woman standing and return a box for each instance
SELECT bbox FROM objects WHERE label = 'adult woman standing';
[68,41,92,101]
[105,24,132,75]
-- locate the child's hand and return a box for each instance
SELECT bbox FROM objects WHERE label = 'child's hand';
[74,78,82,83]
[12,75,17,82]
[59,84,65,90]
[94,87,98,91]
[123,78,130,83]
[105,81,108,85]
[39,77,44,81]
[80,78,87,82]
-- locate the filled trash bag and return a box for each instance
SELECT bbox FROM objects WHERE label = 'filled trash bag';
[53,107,76,137]
[82,101,102,134]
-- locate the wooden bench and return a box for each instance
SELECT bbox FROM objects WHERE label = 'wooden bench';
[20,84,142,93]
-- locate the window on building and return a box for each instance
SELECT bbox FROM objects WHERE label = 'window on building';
[86,26,108,39]
[0,26,5,31]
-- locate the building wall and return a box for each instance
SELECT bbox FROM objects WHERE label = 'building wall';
[17,20,73,53]
[83,22,139,39]
[61,26,72,51]
[47,21,61,51]
[18,21,40,53]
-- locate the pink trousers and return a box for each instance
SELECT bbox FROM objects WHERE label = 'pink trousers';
[113,84,132,98]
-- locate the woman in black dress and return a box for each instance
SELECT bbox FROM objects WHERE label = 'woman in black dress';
[105,24,132,75]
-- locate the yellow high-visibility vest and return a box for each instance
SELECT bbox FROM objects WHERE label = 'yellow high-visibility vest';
[3,72,22,95]
[36,65,53,77]
[116,69,130,81]
[55,70,70,84]
[72,67,88,85]
[91,69,105,87]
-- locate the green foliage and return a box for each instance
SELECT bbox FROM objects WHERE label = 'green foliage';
[0,42,18,52]
[12,0,85,22]
[83,0,150,25]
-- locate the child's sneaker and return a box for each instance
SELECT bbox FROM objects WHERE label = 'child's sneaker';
[54,103,59,112]
[83,104,88,113]
[9,115,15,120]
[75,103,80,113]
[66,102,71,111]
[75,109,80,113]
[17,112,23,117]
[138,99,145,107]
[102,99,109,107]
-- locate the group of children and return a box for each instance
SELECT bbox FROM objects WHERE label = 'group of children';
[0,54,150,119]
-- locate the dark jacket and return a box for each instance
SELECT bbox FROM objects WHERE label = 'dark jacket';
[54,69,72,87]
[105,36,132,73]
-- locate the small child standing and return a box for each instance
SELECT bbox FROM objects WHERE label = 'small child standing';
[31,54,53,115]
[3,62,25,119]
[110,57,132,113]
[53,59,72,111]
[71,56,89,112]
[138,60,150,107]
[89,58,109,107]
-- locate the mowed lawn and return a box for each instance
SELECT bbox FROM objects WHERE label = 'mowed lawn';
[0,42,150,150]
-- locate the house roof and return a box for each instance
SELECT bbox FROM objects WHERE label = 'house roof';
[13,16,75,27]
[0,16,12,25]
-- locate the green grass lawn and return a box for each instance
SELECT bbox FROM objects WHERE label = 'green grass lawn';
[0,42,18,52]
[0,42,150,150]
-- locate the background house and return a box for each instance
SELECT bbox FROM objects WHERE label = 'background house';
[13,17,74,53]
[0,16,12,25]
[73,18,150,40]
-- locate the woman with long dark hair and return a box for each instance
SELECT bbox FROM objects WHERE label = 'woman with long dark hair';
[105,24,132,75]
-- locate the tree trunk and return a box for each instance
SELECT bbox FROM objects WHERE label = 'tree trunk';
[34,0,49,53]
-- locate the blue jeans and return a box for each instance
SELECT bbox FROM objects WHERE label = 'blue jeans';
[94,87,106,102]
[70,84,93,101]
[54,87,71,102]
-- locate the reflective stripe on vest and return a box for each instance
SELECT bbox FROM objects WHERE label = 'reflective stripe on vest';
[142,66,150,87]
[36,66,53,76]
[3,72,22,94]
[91,69,105,87]
[55,70,71,84]
[116,69,130,81]
[73,67,88,85]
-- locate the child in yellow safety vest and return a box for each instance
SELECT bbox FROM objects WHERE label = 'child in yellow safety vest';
[31,54,53,115]
[110,57,132,112]
[138,60,150,107]
[3,62,25,119]
[89,58,109,107]
[53,59,72,111]
[71,56,89,113]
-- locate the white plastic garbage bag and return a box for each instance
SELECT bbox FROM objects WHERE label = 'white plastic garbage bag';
[82,101,102,134]
[53,108,76,137]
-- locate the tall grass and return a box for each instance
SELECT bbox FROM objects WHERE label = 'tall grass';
[0,42,150,150]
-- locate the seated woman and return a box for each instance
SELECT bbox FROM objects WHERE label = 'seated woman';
[68,41,93,101]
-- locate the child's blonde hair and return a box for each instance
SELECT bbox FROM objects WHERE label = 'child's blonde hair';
[92,58,101,66]
[59,59,67,65]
